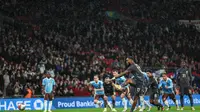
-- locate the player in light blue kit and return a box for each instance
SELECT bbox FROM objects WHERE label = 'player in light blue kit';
[89,75,112,112]
[42,72,56,112]
[158,73,179,110]
[113,70,133,112]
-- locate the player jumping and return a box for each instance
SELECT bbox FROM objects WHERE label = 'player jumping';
[112,56,146,112]
[158,73,180,110]
[146,70,164,111]
[42,72,56,112]
[176,61,195,110]
[89,75,112,112]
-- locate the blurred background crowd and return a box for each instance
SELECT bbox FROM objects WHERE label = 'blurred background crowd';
[0,0,200,98]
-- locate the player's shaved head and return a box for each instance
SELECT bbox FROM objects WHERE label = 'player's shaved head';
[46,73,51,78]
[126,56,134,65]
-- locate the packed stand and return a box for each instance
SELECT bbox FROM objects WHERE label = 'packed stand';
[119,0,200,20]
[0,0,200,98]
[0,0,106,98]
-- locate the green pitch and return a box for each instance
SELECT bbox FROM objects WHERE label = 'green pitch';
[5,106,199,112]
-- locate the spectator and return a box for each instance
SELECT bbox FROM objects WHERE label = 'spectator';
[39,57,47,74]
[69,89,74,97]
[63,88,70,97]
[0,70,4,96]
[24,86,33,98]
[193,83,200,94]
[6,83,14,97]
[14,81,23,97]
[3,71,10,97]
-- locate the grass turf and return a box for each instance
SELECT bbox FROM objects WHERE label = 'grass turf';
[4,106,200,112]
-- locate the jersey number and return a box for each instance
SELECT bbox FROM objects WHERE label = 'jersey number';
[48,83,51,87]
[137,88,140,92]
[135,64,142,73]
[182,74,186,78]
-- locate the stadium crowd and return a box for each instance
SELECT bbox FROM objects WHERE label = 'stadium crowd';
[0,0,200,98]
[126,0,200,20]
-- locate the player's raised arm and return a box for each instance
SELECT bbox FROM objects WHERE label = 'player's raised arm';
[113,71,128,79]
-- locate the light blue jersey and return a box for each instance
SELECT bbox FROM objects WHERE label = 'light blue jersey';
[142,72,149,87]
[90,80,104,95]
[143,72,149,81]
[158,78,174,94]
[116,76,126,85]
[42,78,56,93]
[116,76,129,89]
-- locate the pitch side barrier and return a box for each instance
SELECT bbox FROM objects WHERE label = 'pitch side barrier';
[0,95,200,110]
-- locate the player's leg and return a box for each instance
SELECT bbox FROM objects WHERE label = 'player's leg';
[186,87,195,110]
[162,94,170,110]
[154,100,164,111]
[44,94,49,112]
[139,95,146,112]
[126,78,136,87]
[169,93,179,110]
[103,95,112,110]
[133,97,145,111]
[111,94,117,112]
[130,95,139,112]
[137,98,141,110]
[136,86,146,112]
[126,86,135,105]
[111,94,116,108]
[144,100,151,110]
[103,95,108,112]
[113,84,128,111]
[139,95,153,112]
[48,93,54,112]
[121,92,128,112]
[179,86,185,110]
[94,95,102,107]
[150,93,164,110]
[130,86,143,112]
[143,87,152,111]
